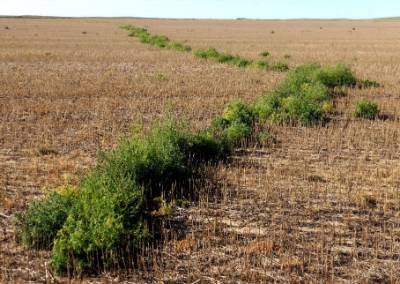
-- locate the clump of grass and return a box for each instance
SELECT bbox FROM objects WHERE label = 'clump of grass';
[353,98,379,120]
[260,51,270,57]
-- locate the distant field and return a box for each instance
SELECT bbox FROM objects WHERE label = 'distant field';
[1,18,400,283]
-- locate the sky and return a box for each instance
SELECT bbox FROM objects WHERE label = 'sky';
[1,0,400,19]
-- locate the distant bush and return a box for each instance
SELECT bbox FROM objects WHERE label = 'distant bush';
[353,98,379,120]
[195,48,253,68]
[254,60,269,70]
[122,25,289,72]
[260,51,270,57]
[169,42,192,52]
[359,79,380,88]
[270,62,289,72]
[315,64,357,88]
[194,47,220,59]
[122,25,191,52]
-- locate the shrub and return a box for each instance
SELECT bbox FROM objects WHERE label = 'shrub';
[354,98,379,120]
[212,101,256,145]
[17,116,241,275]
[270,62,289,72]
[169,42,191,52]
[254,60,269,70]
[280,92,327,125]
[194,48,220,59]
[15,186,77,250]
[315,64,357,88]
[217,53,236,63]
[233,58,252,68]
[260,51,270,57]
[252,64,358,125]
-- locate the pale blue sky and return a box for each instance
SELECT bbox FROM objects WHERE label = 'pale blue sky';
[1,0,400,19]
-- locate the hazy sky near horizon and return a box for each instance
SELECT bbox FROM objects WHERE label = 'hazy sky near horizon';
[1,0,400,19]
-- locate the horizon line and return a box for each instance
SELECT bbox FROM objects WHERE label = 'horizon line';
[1,15,400,21]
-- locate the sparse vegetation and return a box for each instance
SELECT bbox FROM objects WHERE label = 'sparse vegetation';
[2,18,399,284]
[354,98,379,119]
[122,25,192,52]
[123,26,290,72]
[270,61,289,72]
[16,111,258,274]
[195,48,252,68]
[260,51,270,57]
[253,63,358,125]
[359,79,381,88]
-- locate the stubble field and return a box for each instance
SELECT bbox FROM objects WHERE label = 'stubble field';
[1,17,400,283]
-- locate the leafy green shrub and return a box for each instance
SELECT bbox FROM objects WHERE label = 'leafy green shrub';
[354,98,379,120]
[17,116,242,275]
[252,63,358,125]
[271,62,289,72]
[15,186,77,250]
[169,42,192,52]
[217,53,236,63]
[194,48,220,59]
[211,101,256,145]
[260,51,270,57]
[233,57,252,68]
[315,64,357,88]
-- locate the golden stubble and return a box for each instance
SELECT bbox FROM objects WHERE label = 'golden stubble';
[1,17,400,283]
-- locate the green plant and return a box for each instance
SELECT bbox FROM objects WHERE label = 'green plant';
[354,98,379,120]
[17,114,245,275]
[270,62,289,72]
[211,101,256,145]
[169,42,192,52]
[15,186,77,250]
[315,64,356,88]
[194,48,220,59]
[252,63,358,125]
[260,51,270,57]
[254,60,269,70]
